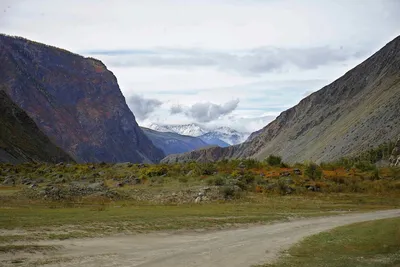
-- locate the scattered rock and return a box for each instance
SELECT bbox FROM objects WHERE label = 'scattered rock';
[280,171,291,177]
[293,169,302,175]
[88,182,105,190]
[115,182,124,187]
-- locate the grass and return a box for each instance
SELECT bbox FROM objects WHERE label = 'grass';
[259,217,400,267]
[0,194,399,243]
[0,244,58,253]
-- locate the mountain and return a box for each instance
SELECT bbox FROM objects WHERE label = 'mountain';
[198,134,230,147]
[141,127,210,155]
[162,35,400,164]
[147,123,208,137]
[0,89,73,164]
[199,127,250,146]
[147,123,249,146]
[0,34,164,163]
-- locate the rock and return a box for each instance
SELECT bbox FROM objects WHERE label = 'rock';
[87,182,105,191]
[115,182,124,187]
[56,162,64,166]
[293,169,302,175]
[280,171,291,177]
[194,196,202,203]
[238,162,246,169]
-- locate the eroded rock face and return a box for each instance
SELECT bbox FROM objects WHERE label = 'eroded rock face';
[390,137,400,167]
[0,34,164,163]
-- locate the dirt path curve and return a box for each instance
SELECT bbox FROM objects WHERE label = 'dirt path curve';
[11,209,400,267]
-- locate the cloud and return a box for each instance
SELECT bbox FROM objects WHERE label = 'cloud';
[170,104,183,115]
[87,46,368,76]
[127,94,162,120]
[182,99,240,123]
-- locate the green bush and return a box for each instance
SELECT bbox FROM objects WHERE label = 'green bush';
[354,161,376,172]
[207,175,225,186]
[265,155,282,166]
[305,163,322,180]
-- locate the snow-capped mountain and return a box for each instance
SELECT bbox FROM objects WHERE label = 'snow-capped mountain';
[147,123,207,137]
[200,127,250,146]
[146,123,250,146]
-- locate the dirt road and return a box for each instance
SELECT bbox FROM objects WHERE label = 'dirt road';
[4,209,400,267]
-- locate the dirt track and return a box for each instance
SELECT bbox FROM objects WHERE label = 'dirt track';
[4,209,400,267]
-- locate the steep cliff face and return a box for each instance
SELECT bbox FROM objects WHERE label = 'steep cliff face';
[162,35,400,164]
[0,89,73,163]
[0,35,164,163]
[390,136,400,167]
[141,127,210,155]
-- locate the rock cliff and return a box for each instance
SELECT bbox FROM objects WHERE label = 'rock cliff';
[0,34,164,163]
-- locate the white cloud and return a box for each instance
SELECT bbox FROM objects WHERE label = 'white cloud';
[127,95,162,120]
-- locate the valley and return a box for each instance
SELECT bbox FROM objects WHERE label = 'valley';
[0,22,399,267]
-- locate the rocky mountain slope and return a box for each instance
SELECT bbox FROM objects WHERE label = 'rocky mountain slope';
[390,136,400,167]
[0,89,73,163]
[162,35,400,164]
[0,34,164,163]
[141,127,210,155]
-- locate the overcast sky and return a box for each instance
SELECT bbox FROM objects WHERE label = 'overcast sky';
[1,0,399,132]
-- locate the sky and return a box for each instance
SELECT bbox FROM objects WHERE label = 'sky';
[1,0,399,132]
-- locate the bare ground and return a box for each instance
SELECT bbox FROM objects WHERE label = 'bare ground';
[2,209,399,267]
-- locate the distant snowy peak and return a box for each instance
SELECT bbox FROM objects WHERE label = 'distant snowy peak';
[147,123,250,146]
[147,123,207,137]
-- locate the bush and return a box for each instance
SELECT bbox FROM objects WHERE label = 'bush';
[305,163,322,180]
[354,161,376,172]
[265,155,282,166]
[207,175,225,186]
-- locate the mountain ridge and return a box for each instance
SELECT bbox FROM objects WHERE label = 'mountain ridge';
[162,35,400,164]
[146,123,249,146]
[141,127,211,155]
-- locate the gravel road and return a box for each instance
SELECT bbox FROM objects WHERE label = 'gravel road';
[4,209,400,267]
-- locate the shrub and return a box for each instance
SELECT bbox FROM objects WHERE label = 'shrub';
[354,161,376,172]
[207,175,225,186]
[265,155,282,166]
[219,186,240,199]
[305,163,322,180]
